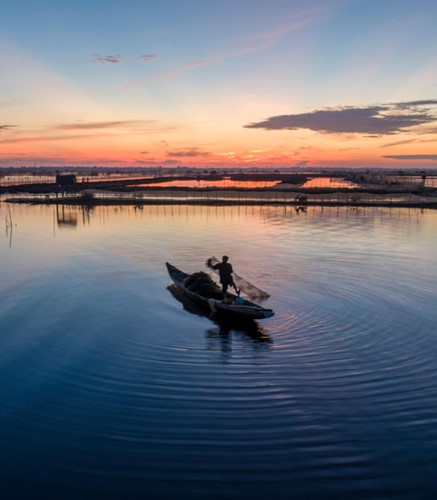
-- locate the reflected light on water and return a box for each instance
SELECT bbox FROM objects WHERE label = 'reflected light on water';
[301,176,359,188]
[139,179,280,188]
[1,202,437,498]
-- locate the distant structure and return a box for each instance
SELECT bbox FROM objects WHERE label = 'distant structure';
[56,173,77,196]
[56,173,77,187]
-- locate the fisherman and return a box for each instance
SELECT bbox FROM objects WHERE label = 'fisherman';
[209,256,239,295]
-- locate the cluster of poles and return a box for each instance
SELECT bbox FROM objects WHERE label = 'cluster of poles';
[11,186,435,209]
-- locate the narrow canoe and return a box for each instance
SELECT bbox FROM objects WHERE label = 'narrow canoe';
[166,262,274,320]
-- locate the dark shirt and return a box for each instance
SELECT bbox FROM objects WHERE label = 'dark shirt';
[213,261,234,284]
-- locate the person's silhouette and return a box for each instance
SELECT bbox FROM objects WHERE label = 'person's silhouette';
[210,256,239,295]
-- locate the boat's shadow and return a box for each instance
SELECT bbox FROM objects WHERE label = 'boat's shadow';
[167,285,271,344]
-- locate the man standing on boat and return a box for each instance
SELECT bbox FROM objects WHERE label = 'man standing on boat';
[209,256,239,295]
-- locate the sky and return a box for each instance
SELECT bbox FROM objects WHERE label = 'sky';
[0,0,436,169]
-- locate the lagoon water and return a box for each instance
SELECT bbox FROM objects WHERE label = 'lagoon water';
[1,202,437,499]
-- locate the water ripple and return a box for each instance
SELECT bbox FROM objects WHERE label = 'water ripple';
[1,205,437,498]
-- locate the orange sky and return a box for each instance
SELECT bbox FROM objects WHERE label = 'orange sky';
[1,1,436,169]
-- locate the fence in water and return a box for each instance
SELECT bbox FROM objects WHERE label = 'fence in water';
[4,185,437,208]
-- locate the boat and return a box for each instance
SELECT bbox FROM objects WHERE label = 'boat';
[166,262,275,320]
[167,283,271,340]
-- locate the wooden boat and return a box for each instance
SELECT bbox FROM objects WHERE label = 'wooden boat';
[166,263,274,320]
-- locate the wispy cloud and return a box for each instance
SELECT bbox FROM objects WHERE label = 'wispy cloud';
[0,124,15,131]
[134,54,157,62]
[167,147,210,158]
[0,120,181,144]
[90,53,125,64]
[56,119,180,134]
[55,120,144,130]
[245,100,437,136]
[382,154,437,161]
[381,136,437,148]
[0,155,71,164]
[90,53,157,64]
[126,10,317,86]
[241,7,320,53]
[380,139,418,148]
[0,133,114,144]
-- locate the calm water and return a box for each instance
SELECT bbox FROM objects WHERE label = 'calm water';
[1,202,437,499]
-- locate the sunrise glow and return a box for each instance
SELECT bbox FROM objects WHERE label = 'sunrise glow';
[1,1,436,169]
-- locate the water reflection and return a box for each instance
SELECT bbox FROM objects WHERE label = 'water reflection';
[19,201,434,231]
[140,178,280,188]
[167,284,271,349]
[54,204,93,228]
[56,205,78,227]
[5,206,14,247]
[301,176,359,188]
[1,201,437,498]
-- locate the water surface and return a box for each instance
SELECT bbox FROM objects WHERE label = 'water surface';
[1,203,437,499]
[139,178,280,188]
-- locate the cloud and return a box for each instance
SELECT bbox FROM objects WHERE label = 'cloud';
[90,53,157,64]
[90,53,124,64]
[125,10,318,87]
[0,120,181,144]
[381,136,437,148]
[167,148,210,158]
[0,133,110,144]
[242,8,319,52]
[394,100,437,109]
[55,120,180,134]
[382,154,437,161]
[380,139,418,148]
[134,54,157,62]
[0,155,70,164]
[0,124,15,131]
[55,120,144,130]
[245,100,437,136]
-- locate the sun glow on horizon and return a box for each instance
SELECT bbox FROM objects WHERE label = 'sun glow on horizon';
[0,1,436,169]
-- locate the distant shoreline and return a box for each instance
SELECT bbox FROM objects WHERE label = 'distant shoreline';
[2,171,437,209]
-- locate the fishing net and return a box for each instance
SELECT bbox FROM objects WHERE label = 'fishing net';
[206,256,270,299]
[184,272,223,300]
